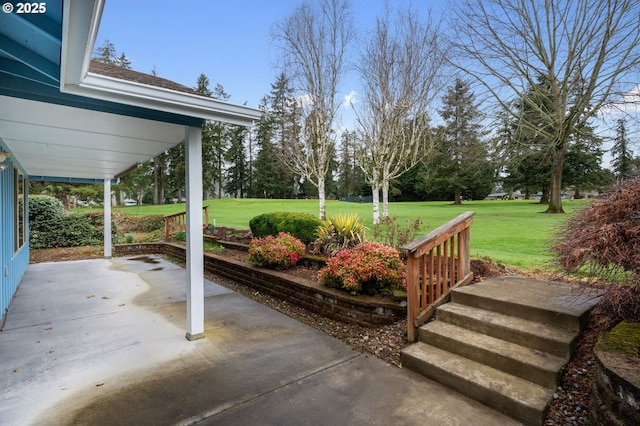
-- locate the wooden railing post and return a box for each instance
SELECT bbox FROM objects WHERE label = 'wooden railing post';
[406,255,420,342]
[163,205,210,241]
[401,211,475,342]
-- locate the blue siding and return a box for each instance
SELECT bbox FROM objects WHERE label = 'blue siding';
[0,143,29,321]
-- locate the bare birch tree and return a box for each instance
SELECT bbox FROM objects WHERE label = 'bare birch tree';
[272,0,353,220]
[453,0,640,213]
[354,7,448,224]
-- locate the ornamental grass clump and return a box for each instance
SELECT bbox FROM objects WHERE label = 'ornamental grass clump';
[312,212,366,256]
[248,232,306,270]
[318,242,407,296]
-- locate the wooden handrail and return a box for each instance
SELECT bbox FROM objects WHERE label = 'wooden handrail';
[400,211,475,342]
[164,205,210,241]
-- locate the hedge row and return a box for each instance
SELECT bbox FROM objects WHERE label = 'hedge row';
[249,212,322,244]
[29,195,118,249]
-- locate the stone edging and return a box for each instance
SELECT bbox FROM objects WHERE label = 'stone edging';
[590,328,640,425]
[114,242,406,327]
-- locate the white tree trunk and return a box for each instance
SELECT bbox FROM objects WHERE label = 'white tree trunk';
[318,178,326,220]
[382,180,390,219]
[372,185,380,225]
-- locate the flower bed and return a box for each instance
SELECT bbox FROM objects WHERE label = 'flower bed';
[114,242,406,327]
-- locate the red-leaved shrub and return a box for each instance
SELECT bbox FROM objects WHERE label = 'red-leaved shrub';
[248,232,306,270]
[318,242,406,295]
[552,178,640,323]
[552,178,640,287]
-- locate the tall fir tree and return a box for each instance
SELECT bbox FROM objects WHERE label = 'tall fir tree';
[224,126,249,197]
[336,130,365,197]
[251,73,300,198]
[611,118,634,181]
[116,52,132,69]
[193,73,221,198]
[425,79,493,203]
[563,121,610,198]
[199,83,231,198]
[93,39,117,64]
[503,77,555,201]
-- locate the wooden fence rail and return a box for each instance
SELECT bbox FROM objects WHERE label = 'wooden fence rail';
[400,211,475,342]
[164,205,209,241]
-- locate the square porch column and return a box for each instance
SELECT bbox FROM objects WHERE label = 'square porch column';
[185,125,205,340]
[103,178,112,258]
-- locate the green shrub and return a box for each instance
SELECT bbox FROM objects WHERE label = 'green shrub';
[175,230,187,241]
[248,232,306,270]
[249,212,322,244]
[319,242,407,296]
[83,211,118,243]
[29,195,112,248]
[29,195,63,223]
[30,215,95,249]
[204,242,225,253]
[125,234,135,244]
[312,212,366,256]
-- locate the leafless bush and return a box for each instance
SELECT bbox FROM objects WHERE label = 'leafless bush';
[552,178,640,322]
[593,284,640,326]
[552,178,640,284]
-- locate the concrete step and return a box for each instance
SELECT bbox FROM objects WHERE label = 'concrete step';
[419,321,564,388]
[450,276,599,332]
[436,302,576,359]
[401,342,553,426]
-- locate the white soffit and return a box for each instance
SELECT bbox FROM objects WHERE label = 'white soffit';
[61,0,262,127]
[0,95,185,179]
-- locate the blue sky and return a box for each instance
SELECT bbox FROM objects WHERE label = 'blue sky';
[95,0,636,157]
[96,0,447,115]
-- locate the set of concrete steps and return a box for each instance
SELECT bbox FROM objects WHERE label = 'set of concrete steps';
[401,276,600,425]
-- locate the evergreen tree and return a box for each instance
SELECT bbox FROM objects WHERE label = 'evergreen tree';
[116,52,132,69]
[152,153,167,204]
[93,39,117,65]
[336,130,365,197]
[502,77,555,201]
[425,79,493,203]
[193,74,221,198]
[195,73,213,96]
[251,74,300,198]
[563,122,611,198]
[252,99,280,198]
[224,126,248,197]
[270,73,302,164]
[165,142,185,202]
[611,118,634,181]
[209,84,231,198]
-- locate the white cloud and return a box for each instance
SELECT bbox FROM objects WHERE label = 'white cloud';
[599,83,640,117]
[295,93,313,110]
[342,90,357,109]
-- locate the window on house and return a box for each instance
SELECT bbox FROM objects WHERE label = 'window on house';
[14,166,25,252]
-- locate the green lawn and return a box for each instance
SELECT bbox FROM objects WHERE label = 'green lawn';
[108,198,590,270]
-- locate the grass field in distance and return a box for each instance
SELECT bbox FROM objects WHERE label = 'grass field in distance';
[110,198,590,270]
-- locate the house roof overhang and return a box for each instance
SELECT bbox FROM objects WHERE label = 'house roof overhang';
[0,0,262,182]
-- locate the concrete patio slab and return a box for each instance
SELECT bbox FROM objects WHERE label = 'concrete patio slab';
[0,256,521,425]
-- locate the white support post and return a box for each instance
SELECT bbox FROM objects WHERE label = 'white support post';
[185,126,205,340]
[103,179,112,258]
